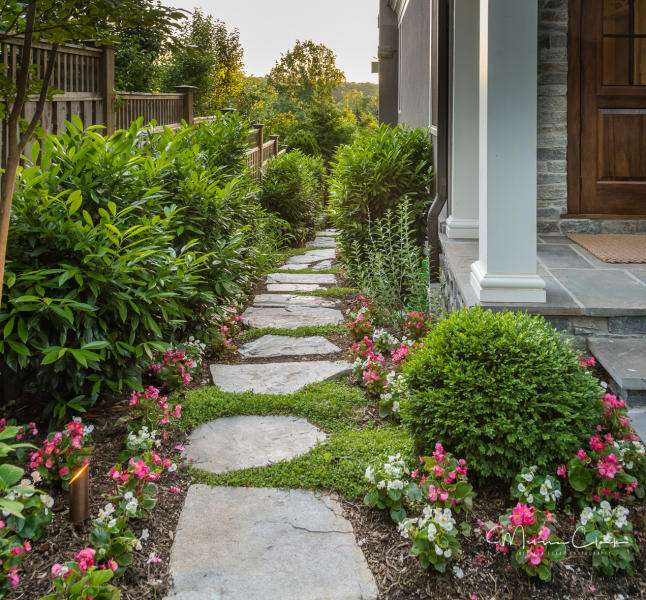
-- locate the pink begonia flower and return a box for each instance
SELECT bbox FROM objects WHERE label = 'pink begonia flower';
[170,486,180,493]
[525,544,545,566]
[51,563,65,577]
[510,503,535,527]
[0,520,5,529]
[7,567,19,586]
[538,526,551,542]
[24,540,31,551]
[577,449,587,461]
[557,464,567,478]
[75,548,95,571]
[107,559,118,571]
[469,593,478,599]
[59,466,69,476]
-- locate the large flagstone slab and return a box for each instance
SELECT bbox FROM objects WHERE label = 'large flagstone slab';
[307,236,337,247]
[185,416,326,473]
[317,229,338,237]
[168,486,378,600]
[285,248,336,265]
[239,335,341,359]
[242,306,343,329]
[253,293,338,308]
[209,361,350,394]
[311,260,333,271]
[266,283,323,292]
[267,272,336,285]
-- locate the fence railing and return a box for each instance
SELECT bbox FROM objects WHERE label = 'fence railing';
[1,36,283,181]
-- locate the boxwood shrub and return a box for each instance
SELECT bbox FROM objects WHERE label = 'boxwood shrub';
[400,307,603,482]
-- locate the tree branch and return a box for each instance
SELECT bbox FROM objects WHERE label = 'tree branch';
[7,0,36,127]
[17,42,59,154]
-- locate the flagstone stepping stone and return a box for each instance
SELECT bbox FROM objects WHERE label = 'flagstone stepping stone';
[307,236,336,247]
[242,306,343,329]
[285,248,336,265]
[279,263,309,271]
[185,416,326,473]
[311,260,333,271]
[253,294,338,308]
[267,283,323,292]
[239,335,341,359]
[209,361,351,394]
[168,486,378,600]
[267,272,336,285]
[317,229,338,237]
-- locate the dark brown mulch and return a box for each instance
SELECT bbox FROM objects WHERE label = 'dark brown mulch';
[4,399,191,600]
[343,488,645,600]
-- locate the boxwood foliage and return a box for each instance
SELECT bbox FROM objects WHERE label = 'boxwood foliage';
[259,150,325,243]
[400,307,603,482]
[328,124,434,257]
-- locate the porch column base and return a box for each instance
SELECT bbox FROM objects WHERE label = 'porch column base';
[470,260,546,303]
[445,217,479,239]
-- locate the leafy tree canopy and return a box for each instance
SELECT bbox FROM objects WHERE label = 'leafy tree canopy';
[157,9,245,116]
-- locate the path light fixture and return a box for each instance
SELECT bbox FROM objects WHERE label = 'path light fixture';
[69,463,89,523]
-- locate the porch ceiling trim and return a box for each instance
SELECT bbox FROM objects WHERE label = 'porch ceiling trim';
[388,0,409,21]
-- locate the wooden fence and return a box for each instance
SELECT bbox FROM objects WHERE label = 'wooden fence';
[1,37,283,179]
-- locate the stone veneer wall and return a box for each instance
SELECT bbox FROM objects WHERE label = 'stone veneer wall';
[537,0,646,235]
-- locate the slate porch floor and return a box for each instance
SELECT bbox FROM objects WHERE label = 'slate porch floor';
[441,234,646,317]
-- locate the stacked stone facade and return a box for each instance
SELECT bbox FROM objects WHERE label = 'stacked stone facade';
[536,0,646,234]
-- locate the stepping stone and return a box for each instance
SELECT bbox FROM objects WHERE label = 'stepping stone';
[168,486,378,600]
[185,416,326,473]
[267,273,336,285]
[285,249,336,265]
[629,408,646,444]
[241,306,344,329]
[311,260,332,271]
[210,361,351,394]
[239,335,341,358]
[253,294,338,308]
[279,263,310,271]
[307,236,336,247]
[267,283,323,292]
[317,229,338,237]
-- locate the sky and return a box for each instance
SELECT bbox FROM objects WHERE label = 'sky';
[169,0,379,83]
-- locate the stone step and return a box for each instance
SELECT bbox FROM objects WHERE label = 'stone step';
[185,416,326,474]
[317,229,338,237]
[168,486,378,600]
[588,336,646,443]
[306,236,336,247]
[239,335,341,359]
[267,272,337,286]
[209,361,351,395]
[588,337,646,407]
[242,306,344,329]
[267,283,323,292]
[284,248,336,266]
[253,294,338,308]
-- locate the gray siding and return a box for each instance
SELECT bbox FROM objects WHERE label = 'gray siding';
[397,0,430,129]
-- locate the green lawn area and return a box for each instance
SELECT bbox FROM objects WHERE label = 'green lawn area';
[178,381,414,499]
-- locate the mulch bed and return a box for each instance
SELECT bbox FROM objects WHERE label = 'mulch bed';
[343,490,645,600]
[4,397,191,600]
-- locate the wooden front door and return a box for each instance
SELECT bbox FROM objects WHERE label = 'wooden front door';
[571,0,646,216]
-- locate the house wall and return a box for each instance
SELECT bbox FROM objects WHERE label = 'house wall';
[538,0,646,234]
[396,0,431,129]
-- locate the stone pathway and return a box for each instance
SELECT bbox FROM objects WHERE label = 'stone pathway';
[169,230,378,600]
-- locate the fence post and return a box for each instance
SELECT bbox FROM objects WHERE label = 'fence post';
[100,46,116,135]
[253,123,264,150]
[269,134,279,158]
[174,85,196,125]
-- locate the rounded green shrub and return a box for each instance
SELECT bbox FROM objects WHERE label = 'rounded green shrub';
[400,307,603,482]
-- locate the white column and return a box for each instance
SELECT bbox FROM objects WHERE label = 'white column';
[470,0,546,303]
[446,0,479,240]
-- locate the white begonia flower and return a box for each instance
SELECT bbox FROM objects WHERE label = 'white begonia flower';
[437,509,455,531]
[387,479,404,491]
[108,518,117,529]
[554,489,562,499]
[397,520,410,539]
[134,540,143,551]
[393,402,400,412]
[526,494,534,504]
[599,500,611,511]
[168,463,177,473]
[539,484,549,497]
[602,532,613,545]
[41,494,54,508]
[580,506,594,526]
[427,523,438,539]
[453,566,464,579]
[444,548,452,558]
[517,483,526,493]
[85,424,95,435]
[141,528,150,540]
[124,491,134,501]
[377,480,386,490]
[522,472,534,483]
[364,466,374,482]
[544,478,553,490]
[435,543,444,556]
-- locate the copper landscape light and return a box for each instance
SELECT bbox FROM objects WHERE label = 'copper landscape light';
[69,463,89,523]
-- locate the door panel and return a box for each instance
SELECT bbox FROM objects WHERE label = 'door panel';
[580,0,646,215]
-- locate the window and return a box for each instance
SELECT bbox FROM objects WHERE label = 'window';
[603,0,646,85]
